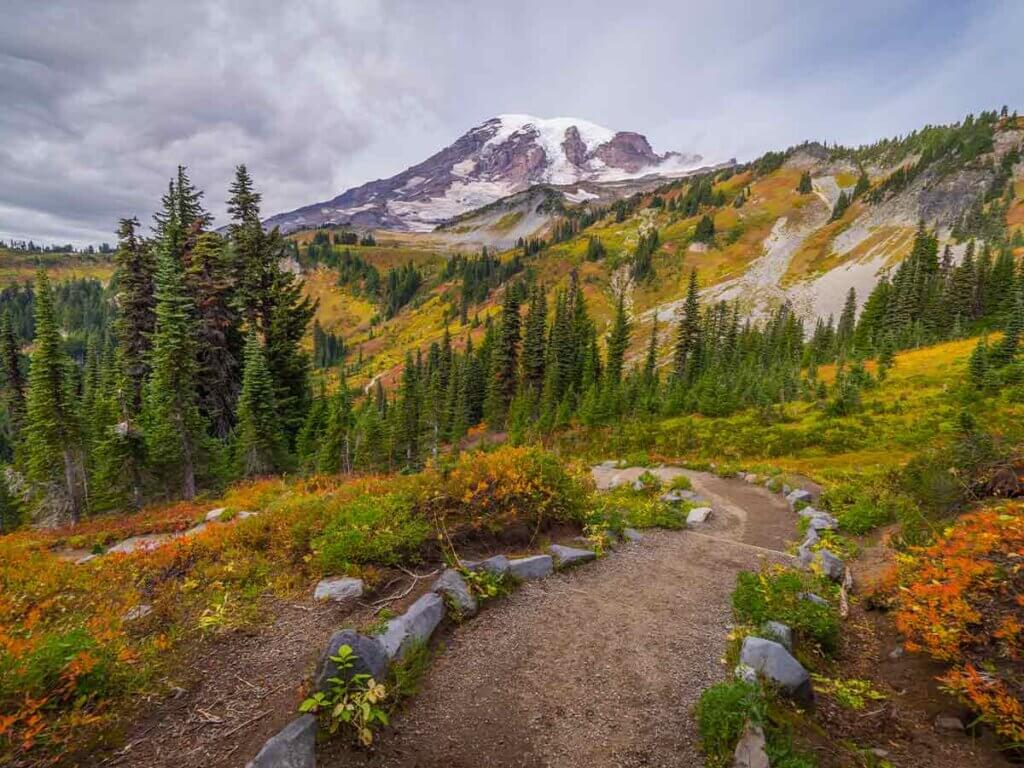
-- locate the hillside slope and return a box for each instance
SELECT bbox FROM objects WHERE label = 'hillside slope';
[295,110,1024,392]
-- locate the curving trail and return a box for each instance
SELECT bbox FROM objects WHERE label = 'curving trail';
[319,469,796,768]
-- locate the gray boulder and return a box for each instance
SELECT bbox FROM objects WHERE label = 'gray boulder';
[464,554,510,576]
[549,544,596,569]
[733,721,770,768]
[786,489,813,509]
[814,550,845,582]
[797,545,814,567]
[739,636,814,705]
[760,621,793,651]
[314,629,388,691]
[432,569,477,618]
[660,490,688,504]
[313,576,364,603]
[622,528,643,543]
[743,473,760,484]
[378,593,445,660]
[802,527,820,547]
[508,554,553,581]
[782,483,792,496]
[799,592,829,608]
[686,507,713,525]
[245,714,316,768]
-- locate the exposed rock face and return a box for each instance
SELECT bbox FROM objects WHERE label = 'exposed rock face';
[263,115,703,234]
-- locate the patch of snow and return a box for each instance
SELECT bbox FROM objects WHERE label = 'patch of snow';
[386,178,517,229]
[400,176,426,191]
[564,188,599,203]
[450,159,476,177]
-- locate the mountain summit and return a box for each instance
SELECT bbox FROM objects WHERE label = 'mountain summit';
[264,115,703,233]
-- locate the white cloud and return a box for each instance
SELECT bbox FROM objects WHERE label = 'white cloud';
[0,0,1021,246]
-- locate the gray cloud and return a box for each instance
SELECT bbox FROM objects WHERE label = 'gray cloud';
[1,0,1021,245]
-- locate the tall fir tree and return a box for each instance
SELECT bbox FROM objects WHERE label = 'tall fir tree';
[673,269,702,383]
[0,309,26,441]
[23,271,85,521]
[142,241,205,499]
[235,331,288,476]
[112,217,156,410]
[605,291,630,385]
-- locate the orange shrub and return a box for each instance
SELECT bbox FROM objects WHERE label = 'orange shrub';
[893,503,1024,744]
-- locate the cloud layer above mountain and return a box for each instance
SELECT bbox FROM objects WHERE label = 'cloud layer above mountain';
[2,0,1022,244]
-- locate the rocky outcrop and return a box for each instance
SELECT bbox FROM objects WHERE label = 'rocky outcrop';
[313,576,364,604]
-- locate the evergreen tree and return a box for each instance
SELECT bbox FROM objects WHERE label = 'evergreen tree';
[112,217,155,410]
[0,310,26,439]
[835,288,857,354]
[829,190,851,222]
[185,231,241,437]
[796,171,812,194]
[693,214,715,243]
[23,271,85,520]
[673,269,702,382]
[486,287,522,425]
[142,243,205,499]
[522,285,547,394]
[605,291,630,385]
[235,332,288,476]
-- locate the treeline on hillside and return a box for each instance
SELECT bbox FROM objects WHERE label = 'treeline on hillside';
[0,165,315,529]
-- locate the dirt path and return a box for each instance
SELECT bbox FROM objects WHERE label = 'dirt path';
[320,470,795,768]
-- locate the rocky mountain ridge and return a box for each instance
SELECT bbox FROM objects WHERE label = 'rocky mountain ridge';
[263,114,706,234]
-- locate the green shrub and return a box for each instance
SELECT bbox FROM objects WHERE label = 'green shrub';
[668,475,693,491]
[732,568,840,654]
[636,470,662,492]
[315,491,430,571]
[696,680,765,768]
[597,489,686,529]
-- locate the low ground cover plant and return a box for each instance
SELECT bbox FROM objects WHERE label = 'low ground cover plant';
[732,566,840,655]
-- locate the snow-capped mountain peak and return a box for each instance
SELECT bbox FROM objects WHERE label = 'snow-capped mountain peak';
[264,115,705,233]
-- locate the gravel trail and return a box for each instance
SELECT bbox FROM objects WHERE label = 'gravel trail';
[321,470,795,768]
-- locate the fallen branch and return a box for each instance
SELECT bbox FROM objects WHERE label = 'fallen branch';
[371,568,440,613]
[220,709,271,739]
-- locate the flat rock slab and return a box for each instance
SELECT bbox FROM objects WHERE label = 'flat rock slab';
[245,714,316,768]
[508,555,553,581]
[740,636,814,705]
[432,569,478,617]
[314,629,389,691]
[464,554,511,576]
[686,507,713,526]
[378,593,445,660]
[733,721,770,768]
[549,544,596,569]
[107,533,175,555]
[204,507,227,522]
[314,576,364,603]
[786,489,813,509]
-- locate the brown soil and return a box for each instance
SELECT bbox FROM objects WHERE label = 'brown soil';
[319,470,796,767]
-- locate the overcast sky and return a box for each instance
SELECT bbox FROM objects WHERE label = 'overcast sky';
[2,0,1021,246]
